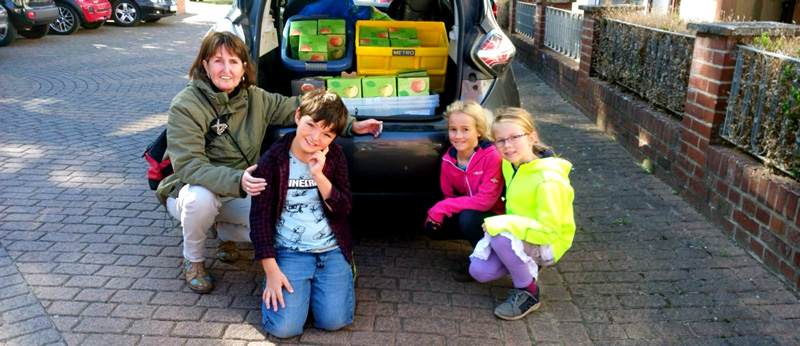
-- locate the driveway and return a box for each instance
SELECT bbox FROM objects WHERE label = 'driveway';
[0,3,799,345]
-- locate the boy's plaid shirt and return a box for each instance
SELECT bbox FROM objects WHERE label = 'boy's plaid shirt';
[249,131,354,263]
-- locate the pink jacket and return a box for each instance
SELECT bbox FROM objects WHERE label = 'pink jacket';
[427,140,505,222]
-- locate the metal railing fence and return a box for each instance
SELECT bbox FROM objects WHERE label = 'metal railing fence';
[543,7,583,61]
[721,45,800,178]
[593,19,695,116]
[514,2,536,39]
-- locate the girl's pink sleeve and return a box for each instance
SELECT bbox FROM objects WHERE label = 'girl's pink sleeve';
[427,153,503,222]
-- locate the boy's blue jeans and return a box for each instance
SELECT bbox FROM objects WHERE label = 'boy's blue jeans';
[262,248,355,339]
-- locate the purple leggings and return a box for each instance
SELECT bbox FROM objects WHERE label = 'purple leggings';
[469,235,533,288]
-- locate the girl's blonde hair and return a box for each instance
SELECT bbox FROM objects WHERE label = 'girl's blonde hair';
[492,107,552,154]
[443,100,489,140]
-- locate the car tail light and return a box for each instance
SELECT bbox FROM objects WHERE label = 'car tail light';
[27,11,35,19]
[471,29,515,77]
[493,3,497,17]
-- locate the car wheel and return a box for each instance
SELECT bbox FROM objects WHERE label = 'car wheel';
[0,23,16,46]
[17,24,49,39]
[143,17,160,23]
[113,0,141,27]
[81,20,105,30]
[50,4,81,35]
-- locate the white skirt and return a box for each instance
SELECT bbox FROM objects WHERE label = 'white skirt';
[470,231,555,280]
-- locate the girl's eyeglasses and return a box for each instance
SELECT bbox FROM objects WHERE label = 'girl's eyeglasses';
[493,133,528,147]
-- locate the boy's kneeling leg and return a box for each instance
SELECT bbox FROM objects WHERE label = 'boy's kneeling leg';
[310,250,355,331]
[262,256,313,339]
[262,280,310,338]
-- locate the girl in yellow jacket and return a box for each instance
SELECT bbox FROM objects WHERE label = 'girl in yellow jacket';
[469,107,575,320]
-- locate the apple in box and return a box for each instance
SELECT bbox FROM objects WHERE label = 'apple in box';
[318,19,345,35]
[398,76,429,96]
[289,20,317,58]
[359,38,390,47]
[362,76,397,98]
[359,26,389,39]
[388,27,417,39]
[327,78,362,98]
[327,34,346,60]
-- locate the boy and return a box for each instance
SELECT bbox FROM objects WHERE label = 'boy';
[249,90,354,338]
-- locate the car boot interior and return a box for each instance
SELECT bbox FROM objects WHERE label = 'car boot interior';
[257,0,458,115]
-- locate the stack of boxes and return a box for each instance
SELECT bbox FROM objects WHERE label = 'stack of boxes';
[388,27,419,47]
[289,18,347,62]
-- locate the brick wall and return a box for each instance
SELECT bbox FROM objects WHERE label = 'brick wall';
[509,4,800,292]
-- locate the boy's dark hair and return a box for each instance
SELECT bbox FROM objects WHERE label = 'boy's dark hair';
[297,89,349,135]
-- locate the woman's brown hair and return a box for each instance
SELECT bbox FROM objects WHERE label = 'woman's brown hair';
[189,32,257,90]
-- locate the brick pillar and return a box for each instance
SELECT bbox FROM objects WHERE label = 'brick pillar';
[533,3,546,48]
[678,23,787,207]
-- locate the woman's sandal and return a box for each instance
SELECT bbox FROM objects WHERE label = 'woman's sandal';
[184,259,214,294]
[215,241,240,263]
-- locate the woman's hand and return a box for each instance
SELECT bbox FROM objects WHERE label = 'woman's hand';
[351,119,383,137]
[263,268,293,312]
[241,165,267,196]
[308,147,329,178]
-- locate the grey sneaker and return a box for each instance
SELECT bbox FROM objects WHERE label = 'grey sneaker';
[494,288,540,320]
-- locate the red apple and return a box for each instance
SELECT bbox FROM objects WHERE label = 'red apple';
[310,54,325,61]
[299,44,312,52]
[329,36,343,47]
[378,32,388,38]
[388,27,398,32]
[410,79,427,93]
[320,28,331,34]
[360,39,371,45]
[301,83,315,91]
[291,29,301,35]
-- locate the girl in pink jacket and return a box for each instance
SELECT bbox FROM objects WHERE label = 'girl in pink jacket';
[426,100,505,248]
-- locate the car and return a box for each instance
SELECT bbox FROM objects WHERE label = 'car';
[110,0,176,27]
[0,0,59,46]
[0,6,8,44]
[49,0,111,35]
[212,0,519,224]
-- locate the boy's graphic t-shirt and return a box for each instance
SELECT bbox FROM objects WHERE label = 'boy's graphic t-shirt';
[275,152,337,252]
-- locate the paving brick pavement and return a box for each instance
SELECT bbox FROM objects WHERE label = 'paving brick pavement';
[1,3,799,345]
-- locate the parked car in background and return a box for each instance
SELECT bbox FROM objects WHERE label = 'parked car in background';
[0,0,59,46]
[0,6,8,45]
[49,0,110,35]
[110,0,175,27]
[212,0,519,225]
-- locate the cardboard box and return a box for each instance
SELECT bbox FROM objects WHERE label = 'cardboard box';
[298,35,328,53]
[327,78,362,98]
[362,76,397,98]
[359,38,390,47]
[397,76,430,97]
[289,20,317,58]
[327,34,346,60]
[360,26,389,39]
[388,27,417,39]
[291,78,327,96]
[318,19,346,35]
[390,38,421,47]
[298,52,327,61]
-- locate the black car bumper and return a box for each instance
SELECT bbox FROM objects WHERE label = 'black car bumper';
[139,1,175,21]
[10,5,58,26]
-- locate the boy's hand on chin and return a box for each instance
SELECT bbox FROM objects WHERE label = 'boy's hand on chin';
[308,146,329,177]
